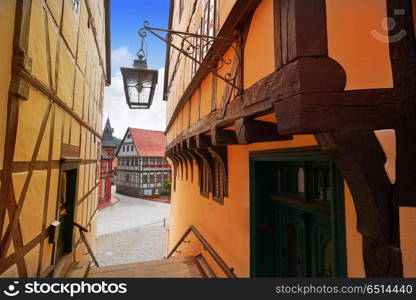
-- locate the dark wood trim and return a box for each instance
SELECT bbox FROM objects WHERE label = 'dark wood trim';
[286,0,328,61]
[211,127,238,145]
[180,141,194,182]
[211,74,217,112]
[0,0,33,248]
[1,103,52,259]
[316,131,402,277]
[196,134,212,148]
[12,160,59,172]
[7,187,27,277]
[10,159,97,173]
[15,64,101,139]
[76,181,100,205]
[386,0,416,207]
[0,230,47,275]
[61,143,80,158]
[187,137,203,187]
[175,145,189,181]
[208,146,228,201]
[235,117,292,144]
[193,147,214,196]
[273,0,282,69]
[36,103,55,276]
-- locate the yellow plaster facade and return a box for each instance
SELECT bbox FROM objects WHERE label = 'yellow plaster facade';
[0,0,110,277]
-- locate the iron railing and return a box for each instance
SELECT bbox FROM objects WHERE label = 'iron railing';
[73,222,100,267]
[166,225,236,278]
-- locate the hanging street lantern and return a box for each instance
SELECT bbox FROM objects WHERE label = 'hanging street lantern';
[120,34,158,109]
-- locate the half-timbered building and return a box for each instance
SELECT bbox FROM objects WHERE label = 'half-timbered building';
[163,0,416,278]
[98,118,117,204]
[0,0,110,277]
[114,128,171,197]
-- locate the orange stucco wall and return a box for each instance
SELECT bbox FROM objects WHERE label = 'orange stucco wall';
[326,0,393,90]
[243,0,275,88]
[168,135,368,277]
[344,184,365,277]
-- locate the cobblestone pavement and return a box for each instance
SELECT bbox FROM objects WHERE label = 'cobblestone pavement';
[96,186,170,266]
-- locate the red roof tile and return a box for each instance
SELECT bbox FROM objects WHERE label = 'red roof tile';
[129,128,166,157]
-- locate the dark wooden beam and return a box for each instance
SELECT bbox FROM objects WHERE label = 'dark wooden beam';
[196,134,212,149]
[275,89,397,135]
[211,127,238,146]
[234,118,292,144]
[243,57,346,108]
[180,141,194,182]
[286,0,327,61]
[208,146,228,199]
[175,144,188,181]
[172,147,184,181]
[186,137,203,187]
[193,147,214,195]
[386,0,416,207]
[316,130,402,277]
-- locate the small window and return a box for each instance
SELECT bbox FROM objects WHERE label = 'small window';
[143,174,148,184]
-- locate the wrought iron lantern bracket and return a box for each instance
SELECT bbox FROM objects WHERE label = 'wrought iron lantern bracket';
[139,21,242,94]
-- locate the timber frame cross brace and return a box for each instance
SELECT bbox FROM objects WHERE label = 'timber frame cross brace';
[138,21,242,93]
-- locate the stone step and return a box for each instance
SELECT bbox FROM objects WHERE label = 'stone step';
[195,254,216,278]
[88,256,205,278]
[52,254,73,278]
[66,261,91,278]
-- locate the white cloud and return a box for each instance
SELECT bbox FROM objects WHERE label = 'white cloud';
[103,47,166,138]
[110,46,135,74]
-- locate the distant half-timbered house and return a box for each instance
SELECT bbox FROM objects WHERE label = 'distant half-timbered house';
[115,128,171,197]
[98,118,117,204]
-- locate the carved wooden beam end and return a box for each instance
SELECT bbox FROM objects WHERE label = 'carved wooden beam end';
[196,134,212,149]
[211,127,238,146]
[234,117,292,144]
[275,89,397,135]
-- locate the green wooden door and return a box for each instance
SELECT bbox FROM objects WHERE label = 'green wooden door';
[56,168,77,262]
[250,152,346,278]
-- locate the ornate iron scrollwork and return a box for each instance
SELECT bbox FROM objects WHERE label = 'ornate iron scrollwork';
[138,21,242,93]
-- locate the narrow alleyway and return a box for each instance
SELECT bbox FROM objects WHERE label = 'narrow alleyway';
[96,186,170,266]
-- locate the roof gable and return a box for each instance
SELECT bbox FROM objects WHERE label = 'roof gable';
[130,128,166,157]
[102,118,116,147]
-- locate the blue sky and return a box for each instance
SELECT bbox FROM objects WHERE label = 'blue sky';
[110,0,170,72]
[104,0,170,138]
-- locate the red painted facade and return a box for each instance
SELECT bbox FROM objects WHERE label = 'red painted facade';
[98,118,118,206]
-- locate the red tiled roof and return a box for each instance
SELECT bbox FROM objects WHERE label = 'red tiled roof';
[129,128,166,157]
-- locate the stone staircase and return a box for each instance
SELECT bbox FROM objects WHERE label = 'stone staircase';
[62,255,215,278]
